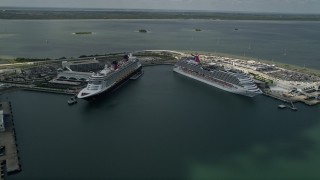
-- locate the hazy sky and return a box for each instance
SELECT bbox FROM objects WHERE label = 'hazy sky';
[1,0,319,14]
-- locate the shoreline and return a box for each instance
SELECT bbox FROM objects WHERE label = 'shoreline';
[1,50,319,107]
[1,49,320,82]
[2,50,320,74]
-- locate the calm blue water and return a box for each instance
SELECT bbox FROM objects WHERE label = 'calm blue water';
[0,20,320,69]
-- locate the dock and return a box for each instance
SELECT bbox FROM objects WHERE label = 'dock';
[262,91,291,103]
[0,102,21,177]
[1,160,7,180]
[22,86,77,95]
[0,83,78,95]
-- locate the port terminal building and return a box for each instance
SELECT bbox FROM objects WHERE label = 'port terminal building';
[57,59,104,81]
[57,71,93,81]
[62,59,103,72]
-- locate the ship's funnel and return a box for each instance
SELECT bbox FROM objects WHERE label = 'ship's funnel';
[112,61,118,70]
[124,54,129,61]
[194,55,200,63]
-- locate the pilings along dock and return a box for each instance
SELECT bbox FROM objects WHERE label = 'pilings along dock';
[0,102,21,178]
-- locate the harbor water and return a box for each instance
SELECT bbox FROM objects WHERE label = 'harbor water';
[0,20,320,69]
[0,19,320,179]
[1,65,320,179]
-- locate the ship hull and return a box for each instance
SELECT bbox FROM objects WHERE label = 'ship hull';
[80,66,142,101]
[173,67,260,97]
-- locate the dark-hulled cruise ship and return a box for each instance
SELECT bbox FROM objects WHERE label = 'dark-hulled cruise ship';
[77,54,142,100]
[173,55,262,97]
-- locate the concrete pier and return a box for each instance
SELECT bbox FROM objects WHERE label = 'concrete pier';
[262,91,291,103]
[0,102,21,176]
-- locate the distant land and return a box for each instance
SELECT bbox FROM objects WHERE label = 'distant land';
[0,8,320,20]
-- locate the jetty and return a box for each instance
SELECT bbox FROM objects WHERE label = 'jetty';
[0,102,21,177]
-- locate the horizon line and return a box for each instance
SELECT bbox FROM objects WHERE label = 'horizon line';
[1,6,320,15]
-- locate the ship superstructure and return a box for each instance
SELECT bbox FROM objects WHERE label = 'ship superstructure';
[173,55,262,97]
[77,54,142,100]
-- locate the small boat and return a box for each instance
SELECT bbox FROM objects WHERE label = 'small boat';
[290,102,297,111]
[67,97,77,105]
[278,104,286,109]
[291,107,298,111]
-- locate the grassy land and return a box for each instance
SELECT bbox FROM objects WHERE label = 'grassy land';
[138,29,148,33]
[134,52,176,60]
[14,57,50,62]
[0,58,15,64]
[1,10,320,21]
[74,32,92,35]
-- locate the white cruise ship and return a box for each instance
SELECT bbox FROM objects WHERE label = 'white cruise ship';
[77,54,142,100]
[173,55,262,97]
